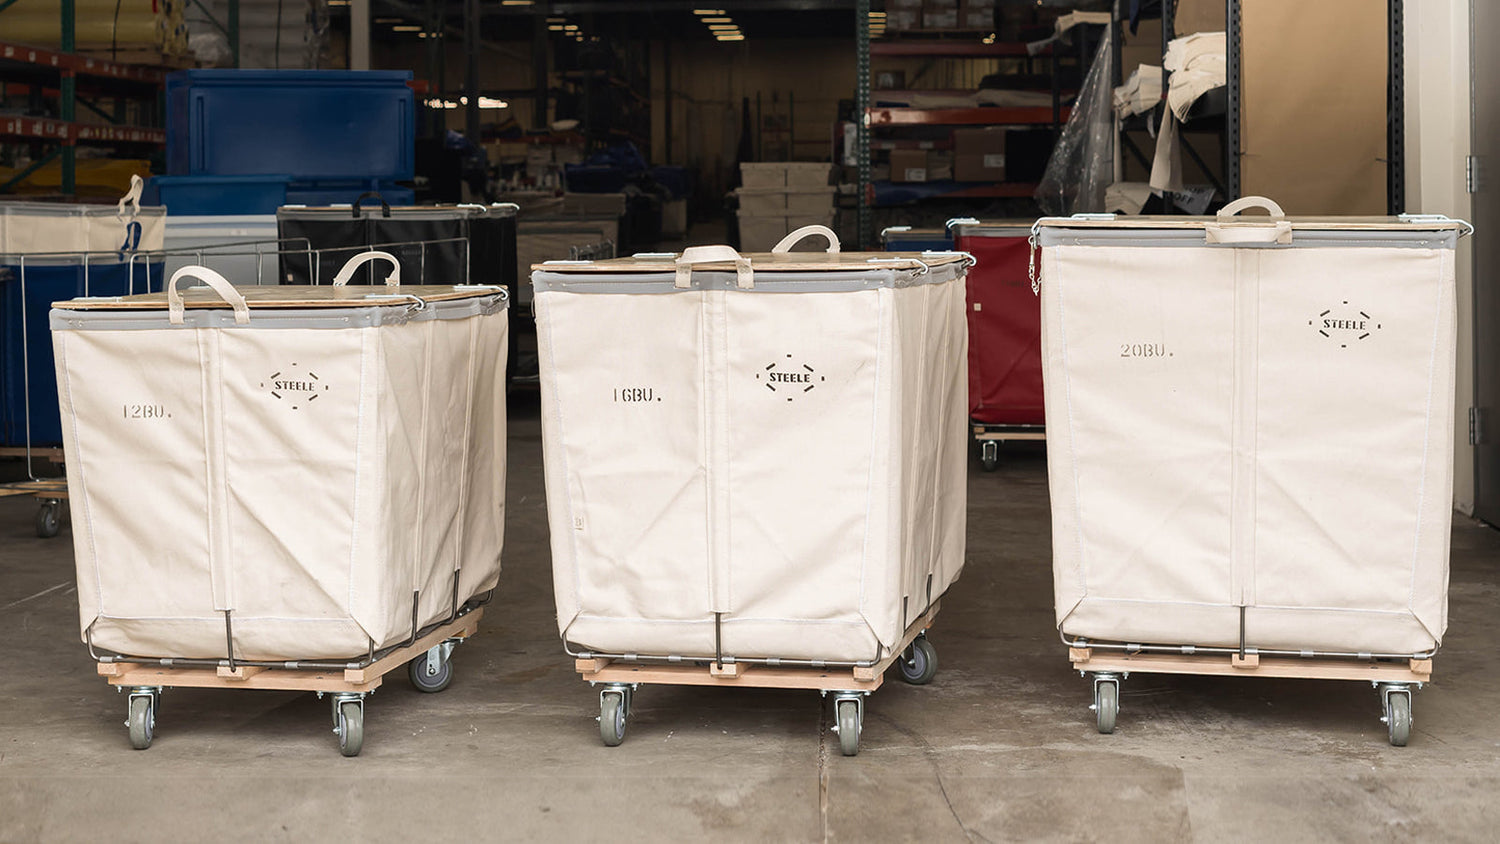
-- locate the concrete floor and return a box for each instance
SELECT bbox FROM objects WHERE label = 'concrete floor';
[4,392,1500,842]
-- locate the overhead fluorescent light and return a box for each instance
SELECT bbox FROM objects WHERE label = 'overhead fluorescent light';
[708,24,737,30]
[500,1,535,5]
[702,17,732,23]
[548,24,564,30]
[716,34,745,41]
[564,24,578,30]
[868,11,886,17]
[693,9,726,14]
[392,25,422,31]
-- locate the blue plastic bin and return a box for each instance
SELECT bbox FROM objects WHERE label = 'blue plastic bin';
[146,174,292,215]
[146,176,414,215]
[880,227,954,252]
[166,70,415,181]
[0,260,164,446]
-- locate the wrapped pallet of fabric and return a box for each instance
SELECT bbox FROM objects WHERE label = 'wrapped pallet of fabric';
[950,219,1045,470]
[51,253,508,755]
[1035,198,1468,745]
[533,227,971,755]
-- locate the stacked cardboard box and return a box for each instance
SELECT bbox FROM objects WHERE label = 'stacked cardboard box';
[737,162,837,252]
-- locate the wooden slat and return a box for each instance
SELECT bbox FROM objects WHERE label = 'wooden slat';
[1068,650,1433,683]
[585,662,885,692]
[709,661,746,679]
[575,657,612,675]
[103,664,381,694]
[342,608,483,685]
[972,431,1046,442]
[96,608,483,693]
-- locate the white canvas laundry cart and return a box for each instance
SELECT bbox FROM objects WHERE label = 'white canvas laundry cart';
[533,227,970,755]
[1035,198,1469,745]
[51,252,508,755]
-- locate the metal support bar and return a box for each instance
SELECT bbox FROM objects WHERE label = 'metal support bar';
[228,0,240,68]
[1387,0,1405,214]
[1178,132,1226,197]
[185,0,230,37]
[464,0,480,141]
[0,149,60,194]
[855,0,871,249]
[60,0,75,196]
[75,96,121,124]
[1226,0,1241,200]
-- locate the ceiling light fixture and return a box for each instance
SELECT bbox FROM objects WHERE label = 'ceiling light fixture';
[708,24,737,30]
[392,25,422,31]
[716,34,744,41]
[693,9,726,15]
[702,17,732,23]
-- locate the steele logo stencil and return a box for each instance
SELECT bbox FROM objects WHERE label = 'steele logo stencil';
[1310,300,1381,349]
[261,362,328,410]
[757,354,825,402]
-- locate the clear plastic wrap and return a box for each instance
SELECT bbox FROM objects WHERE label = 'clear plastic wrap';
[1035,33,1114,216]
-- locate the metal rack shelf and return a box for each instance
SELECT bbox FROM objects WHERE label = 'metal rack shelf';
[867,106,1069,127]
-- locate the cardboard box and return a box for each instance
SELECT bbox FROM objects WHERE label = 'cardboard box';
[741,162,835,188]
[737,210,837,252]
[889,149,930,183]
[953,127,1006,182]
[1175,0,1225,35]
[959,0,995,30]
[737,187,836,216]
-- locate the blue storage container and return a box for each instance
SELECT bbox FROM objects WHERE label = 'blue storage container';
[0,260,163,446]
[146,174,292,215]
[880,226,953,252]
[166,70,415,181]
[146,176,414,215]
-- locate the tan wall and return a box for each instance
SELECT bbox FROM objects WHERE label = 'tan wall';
[652,38,854,198]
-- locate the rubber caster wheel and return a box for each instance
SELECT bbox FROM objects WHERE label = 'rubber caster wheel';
[1094,680,1118,734]
[980,443,999,472]
[127,695,154,750]
[35,501,60,538]
[408,652,453,693]
[1386,692,1411,747]
[836,699,862,757]
[337,701,364,757]
[896,636,938,685]
[599,691,627,747]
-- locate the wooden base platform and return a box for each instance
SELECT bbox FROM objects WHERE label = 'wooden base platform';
[98,608,484,694]
[972,425,1045,443]
[1069,646,1433,684]
[0,479,67,500]
[575,601,940,692]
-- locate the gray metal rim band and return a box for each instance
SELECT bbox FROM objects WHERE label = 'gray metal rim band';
[1037,227,1460,250]
[50,293,506,332]
[531,263,962,295]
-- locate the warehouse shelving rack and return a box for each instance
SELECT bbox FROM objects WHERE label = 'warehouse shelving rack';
[853,2,1101,248]
[1116,0,1405,214]
[0,0,171,197]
